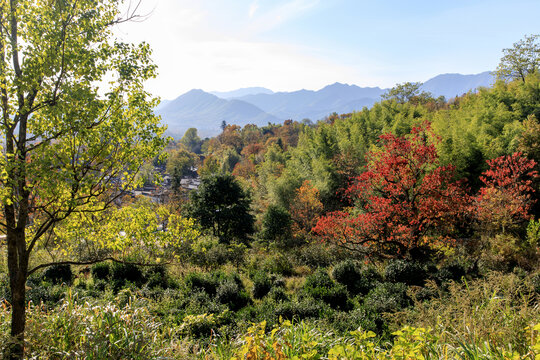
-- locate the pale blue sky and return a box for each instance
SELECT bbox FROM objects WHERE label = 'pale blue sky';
[116,0,540,99]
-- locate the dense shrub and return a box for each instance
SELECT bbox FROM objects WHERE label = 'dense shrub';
[384,259,427,286]
[43,264,73,285]
[110,263,145,289]
[364,282,410,313]
[91,262,110,280]
[216,280,251,311]
[0,273,9,302]
[144,264,169,289]
[332,260,381,295]
[25,279,66,306]
[532,273,540,294]
[303,269,351,310]
[331,307,387,336]
[297,242,344,268]
[274,298,323,320]
[267,287,289,302]
[185,272,219,296]
[435,261,467,284]
[252,272,273,299]
[185,271,244,299]
[262,253,295,276]
[303,268,333,290]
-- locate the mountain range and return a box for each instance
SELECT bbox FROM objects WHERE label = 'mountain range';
[157,71,495,138]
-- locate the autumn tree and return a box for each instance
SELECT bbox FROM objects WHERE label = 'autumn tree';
[313,125,469,259]
[474,152,538,234]
[0,0,168,357]
[496,34,540,82]
[289,180,323,239]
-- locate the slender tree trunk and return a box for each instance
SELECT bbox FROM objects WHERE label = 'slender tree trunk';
[6,228,28,360]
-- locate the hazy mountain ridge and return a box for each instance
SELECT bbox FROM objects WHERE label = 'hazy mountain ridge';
[210,87,274,99]
[159,72,495,138]
[156,89,279,138]
[420,71,494,99]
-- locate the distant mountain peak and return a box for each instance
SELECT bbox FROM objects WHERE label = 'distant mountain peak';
[158,71,493,138]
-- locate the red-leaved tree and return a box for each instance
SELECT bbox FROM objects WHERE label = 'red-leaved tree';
[474,152,538,234]
[313,124,469,258]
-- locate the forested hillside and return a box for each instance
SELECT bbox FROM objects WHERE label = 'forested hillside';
[0,0,539,357]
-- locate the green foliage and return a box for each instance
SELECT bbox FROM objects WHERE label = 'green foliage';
[91,262,111,281]
[364,282,410,313]
[251,271,273,299]
[435,261,467,285]
[274,299,323,321]
[496,34,540,82]
[186,174,255,243]
[332,260,381,295]
[261,253,295,276]
[261,204,292,245]
[110,263,145,290]
[395,272,540,355]
[381,82,433,104]
[303,269,351,310]
[144,265,170,289]
[179,128,203,154]
[4,296,181,359]
[216,280,251,311]
[384,260,428,286]
[42,264,73,285]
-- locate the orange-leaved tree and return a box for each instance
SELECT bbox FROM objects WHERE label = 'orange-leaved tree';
[313,124,469,258]
[474,152,538,234]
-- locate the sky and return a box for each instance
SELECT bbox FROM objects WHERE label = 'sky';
[115,0,540,100]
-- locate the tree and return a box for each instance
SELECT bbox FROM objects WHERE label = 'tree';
[0,0,167,357]
[186,174,255,243]
[496,34,540,82]
[474,152,538,234]
[167,147,197,191]
[261,204,292,246]
[313,124,469,259]
[381,82,432,104]
[289,180,323,239]
[179,127,203,154]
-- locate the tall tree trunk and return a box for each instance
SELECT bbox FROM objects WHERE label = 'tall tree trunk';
[6,228,28,360]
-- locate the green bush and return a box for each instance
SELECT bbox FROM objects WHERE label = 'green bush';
[252,272,273,299]
[110,263,145,290]
[91,262,111,280]
[331,307,387,336]
[297,242,343,268]
[332,260,381,295]
[262,253,295,276]
[184,272,219,296]
[274,298,323,320]
[303,269,351,310]
[43,264,73,285]
[216,280,251,311]
[435,261,467,284]
[531,272,540,294]
[364,282,410,313]
[144,264,169,289]
[267,287,289,302]
[384,259,427,286]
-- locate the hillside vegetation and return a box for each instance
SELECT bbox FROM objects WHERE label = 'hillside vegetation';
[1,8,539,357]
